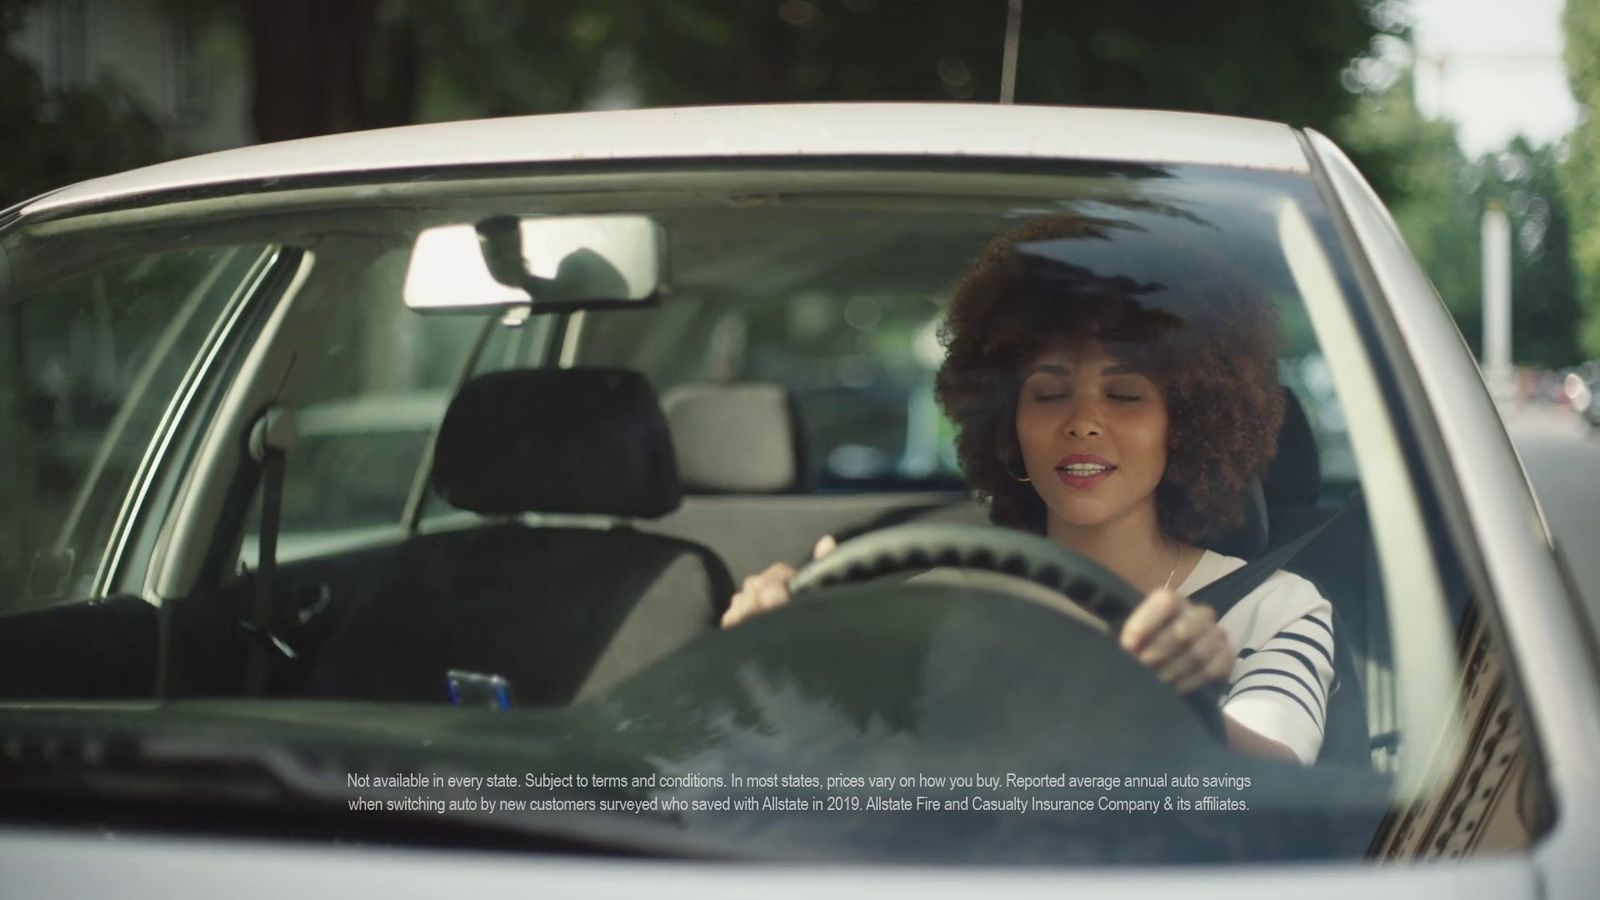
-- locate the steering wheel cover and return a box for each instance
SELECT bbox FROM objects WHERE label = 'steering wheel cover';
[787,523,1145,631]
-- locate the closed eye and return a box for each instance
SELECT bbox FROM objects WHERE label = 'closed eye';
[1107,392,1143,402]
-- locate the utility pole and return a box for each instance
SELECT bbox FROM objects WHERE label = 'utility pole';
[1482,202,1513,399]
[999,0,1022,104]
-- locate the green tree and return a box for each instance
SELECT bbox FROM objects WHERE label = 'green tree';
[1342,75,1583,367]
[1339,75,1481,326]
[407,0,1386,135]
[7,0,1396,210]
[1563,0,1600,356]
[0,0,171,207]
[1486,139,1584,368]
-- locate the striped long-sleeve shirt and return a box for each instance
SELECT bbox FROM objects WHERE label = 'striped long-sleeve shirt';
[1178,550,1336,765]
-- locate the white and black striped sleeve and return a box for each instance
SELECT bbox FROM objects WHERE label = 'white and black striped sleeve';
[1220,583,1336,765]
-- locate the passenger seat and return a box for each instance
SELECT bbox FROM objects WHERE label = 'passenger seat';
[303,368,734,706]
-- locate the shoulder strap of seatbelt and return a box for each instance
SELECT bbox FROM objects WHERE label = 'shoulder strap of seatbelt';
[244,405,298,694]
[1191,492,1364,617]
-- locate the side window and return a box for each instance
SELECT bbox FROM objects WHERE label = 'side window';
[247,248,503,559]
[0,244,271,611]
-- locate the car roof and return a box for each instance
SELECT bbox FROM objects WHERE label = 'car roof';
[20,104,1310,221]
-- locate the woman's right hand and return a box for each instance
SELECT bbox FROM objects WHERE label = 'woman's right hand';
[721,534,837,628]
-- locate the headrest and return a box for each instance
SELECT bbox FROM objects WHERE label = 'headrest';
[432,368,681,518]
[1214,478,1269,559]
[661,382,808,493]
[1263,387,1320,504]
[1213,388,1320,558]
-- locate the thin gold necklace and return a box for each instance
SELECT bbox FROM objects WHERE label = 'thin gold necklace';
[1162,543,1183,591]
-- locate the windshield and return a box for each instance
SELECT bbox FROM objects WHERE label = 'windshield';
[0,163,1536,864]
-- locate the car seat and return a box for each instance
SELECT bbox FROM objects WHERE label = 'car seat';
[303,368,734,705]
[1249,388,1375,767]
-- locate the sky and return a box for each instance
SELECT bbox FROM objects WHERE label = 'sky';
[1409,0,1581,156]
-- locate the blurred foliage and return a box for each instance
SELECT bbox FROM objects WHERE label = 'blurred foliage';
[1342,77,1584,368]
[155,0,419,142]
[30,0,1394,144]
[403,0,1386,134]
[1339,78,1481,324]
[1489,139,1585,368]
[0,0,171,208]
[1563,0,1600,357]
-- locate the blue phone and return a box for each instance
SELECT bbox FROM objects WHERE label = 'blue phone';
[447,669,515,710]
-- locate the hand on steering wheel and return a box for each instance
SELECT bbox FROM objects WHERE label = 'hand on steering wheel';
[723,524,1232,724]
[721,534,838,630]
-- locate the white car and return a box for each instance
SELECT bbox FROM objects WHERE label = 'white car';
[1,104,1595,897]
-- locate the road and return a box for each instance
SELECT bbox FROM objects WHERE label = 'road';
[1499,402,1600,627]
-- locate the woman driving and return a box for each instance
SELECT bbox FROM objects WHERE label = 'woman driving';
[722,217,1336,766]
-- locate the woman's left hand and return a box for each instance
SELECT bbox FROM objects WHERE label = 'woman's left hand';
[1119,588,1233,694]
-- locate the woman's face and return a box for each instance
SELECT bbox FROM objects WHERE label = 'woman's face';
[1013,341,1170,534]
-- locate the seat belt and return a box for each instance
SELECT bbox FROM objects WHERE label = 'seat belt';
[243,405,298,694]
[1187,493,1366,732]
[1191,492,1364,616]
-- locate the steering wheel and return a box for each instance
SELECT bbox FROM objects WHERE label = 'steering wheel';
[789,523,1142,625]
[785,522,1225,733]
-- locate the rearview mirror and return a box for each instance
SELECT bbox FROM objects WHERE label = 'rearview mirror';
[404,214,667,314]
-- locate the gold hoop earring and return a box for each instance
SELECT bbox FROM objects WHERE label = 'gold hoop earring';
[1007,461,1031,483]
